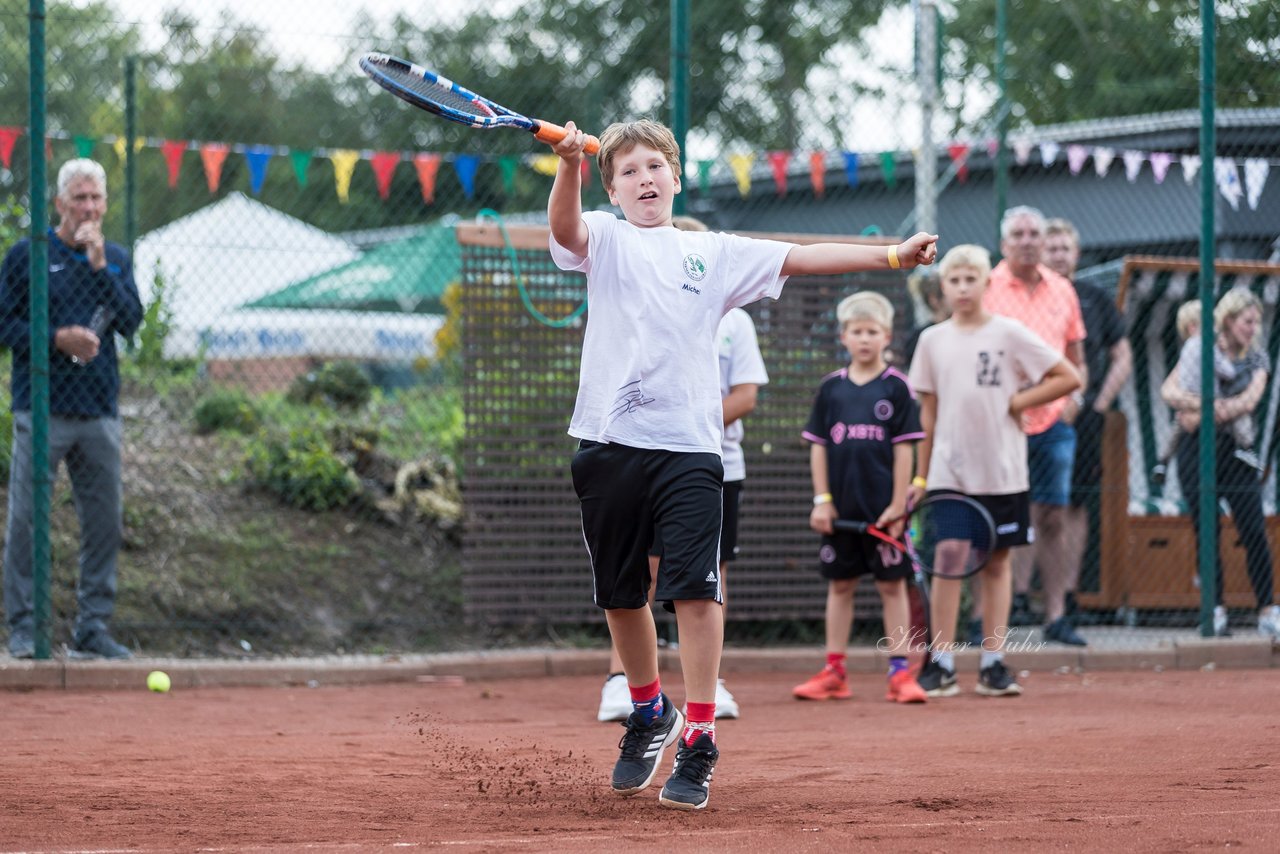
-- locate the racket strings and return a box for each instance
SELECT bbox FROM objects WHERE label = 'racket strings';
[910,502,995,580]
[382,67,496,119]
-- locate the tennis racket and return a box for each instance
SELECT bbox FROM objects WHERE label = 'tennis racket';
[359,53,600,154]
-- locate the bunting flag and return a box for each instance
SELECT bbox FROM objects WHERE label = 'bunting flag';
[370,151,401,200]
[111,136,144,163]
[1180,154,1201,184]
[842,151,859,188]
[1066,144,1088,175]
[199,143,229,193]
[728,153,754,197]
[1093,147,1115,178]
[1149,152,1173,184]
[454,153,480,199]
[499,156,519,194]
[879,152,896,189]
[290,149,313,187]
[1040,141,1060,167]
[697,159,714,193]
[1012,139,1033,165]
[580,157,592,188]
[767,151,790,195]
[529,154,559,176]
[1122,149,1144,183]
[244,145,273,194]
[1214,157,1242,210]
[414,153,441,203]
[809,151,826,198]
[45,137,54,164]
[1244,158,1270,211]
[947,142,970,182]
[0,127,22,168]
[330,149,360,203]
[160,140,187,188]
[73,135,96,158]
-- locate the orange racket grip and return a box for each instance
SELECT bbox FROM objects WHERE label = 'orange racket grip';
[533,121,601,155]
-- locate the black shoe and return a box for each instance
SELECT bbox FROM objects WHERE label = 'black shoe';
[658,731,719,810]
[7,630,34,659]
[68,631,133,660]
[1043,616,1087,646]
[611,695,683,796]
[916,658,958,698]
[1008,593,1039,626]
[966,617,984,648]
[976,660,1023,697]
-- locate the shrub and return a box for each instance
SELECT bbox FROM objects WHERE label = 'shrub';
[287,361,373,410]
[193,388,260,435]
[245,427,361,512]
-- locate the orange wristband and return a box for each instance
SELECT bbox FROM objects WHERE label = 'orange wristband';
[887,245,901,269]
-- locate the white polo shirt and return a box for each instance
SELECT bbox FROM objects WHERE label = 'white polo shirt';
[718,308,769,481]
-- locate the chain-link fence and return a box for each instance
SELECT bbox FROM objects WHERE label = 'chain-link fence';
[0,1,1276,658]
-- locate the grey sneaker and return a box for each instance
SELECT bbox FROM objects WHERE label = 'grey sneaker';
[916,657,958,697]
[611,694,683,796]
[8,631,34,659]
[976,659,1023,697]
[68,631,133,660]
[658,731,719,810]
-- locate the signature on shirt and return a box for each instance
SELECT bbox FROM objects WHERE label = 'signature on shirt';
[609,379,656,420]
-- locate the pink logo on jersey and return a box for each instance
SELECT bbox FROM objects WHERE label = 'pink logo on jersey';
[819,544,837,564]
[830,423,847,444]
[874,399,894,420]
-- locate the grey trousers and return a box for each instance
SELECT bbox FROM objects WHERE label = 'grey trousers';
[3,412,123,639]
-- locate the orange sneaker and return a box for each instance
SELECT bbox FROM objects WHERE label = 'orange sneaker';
[792,666,853,701]
[886,669,928,703]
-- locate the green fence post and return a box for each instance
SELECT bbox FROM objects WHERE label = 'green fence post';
[27,0,52,660]
[670,0,689,216]
[993,0,1008,252]
[125,55,137,253]
[1197,1,1217,638]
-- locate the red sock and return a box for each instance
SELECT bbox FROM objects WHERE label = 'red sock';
[826,652,847,678]
[682,701,716,746]
[629,678,663,724]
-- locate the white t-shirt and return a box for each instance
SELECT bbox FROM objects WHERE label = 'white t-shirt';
[718,308,769,482]
[908,315,1062,495]
[550,211,790,454]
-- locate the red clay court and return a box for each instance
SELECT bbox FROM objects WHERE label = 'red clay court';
[3,660,1279,852]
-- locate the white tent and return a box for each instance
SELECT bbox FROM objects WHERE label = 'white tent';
[134,193,438,359]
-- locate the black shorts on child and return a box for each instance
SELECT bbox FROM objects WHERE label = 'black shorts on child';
[928,489,1033,551]
[818,530,912,583]
[571,440,724,610]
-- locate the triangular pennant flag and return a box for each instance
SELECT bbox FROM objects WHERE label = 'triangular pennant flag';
[1244,158,1270,211]
[413,153,441,203]
[244,145,273,194]
[498,156,519,194]
[809,151,826,198]
[73,135,96,158]
[1149,152,1174,184]
[697,159,714,193]
[1066,145,1088,175]
[529,154,559,177]
[947,142,970,182]
[728,153,754,197]
[1180,154,1201,184]
[454,153,481,199]
[1214,157,1242,210]
[370,151,401,200]
[767,151,790,195]
[1093,147,1115,178]
[0,127,20,168]
[330,149,360,203]
[1122,150,1144,183]
[160,140,187,189]
[842,151,859,188]
[1040,141,1060,167]
[112,136,144,163]
[290,149,313,187]
[879,152,896,189]
[580,157,592,188]
[45,137,54,164]
[199,143,229,193]
[1012,139,1032,166]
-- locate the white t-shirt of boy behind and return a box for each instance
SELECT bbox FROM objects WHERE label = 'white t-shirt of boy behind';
[718,308,769,481]
[550,211,789,455]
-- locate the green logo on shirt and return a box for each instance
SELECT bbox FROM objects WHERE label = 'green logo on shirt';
[682,253,708,282]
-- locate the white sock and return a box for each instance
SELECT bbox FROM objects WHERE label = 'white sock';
[932,650,955,671]
[980,650,1003,670]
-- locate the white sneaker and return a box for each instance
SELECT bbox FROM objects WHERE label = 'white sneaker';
[597,673,632,722]
[714,678,739,719]
[1257,605,1280,640]
[1213,605,1230,637]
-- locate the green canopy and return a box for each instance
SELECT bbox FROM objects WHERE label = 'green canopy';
[246,226,457,315]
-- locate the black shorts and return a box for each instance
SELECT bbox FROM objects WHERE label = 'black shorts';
[571,440,724,610]
[652,479,743,563]
[818,531,911,583]
[928,490,1033,551]
[1069,408,1104,506]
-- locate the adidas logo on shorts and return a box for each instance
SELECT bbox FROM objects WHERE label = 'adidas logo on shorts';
[705,570,718,583]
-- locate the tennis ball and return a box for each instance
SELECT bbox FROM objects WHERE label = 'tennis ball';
[146,670,171,693]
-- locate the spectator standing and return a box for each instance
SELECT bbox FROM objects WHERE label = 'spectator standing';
[1,158,143,660]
